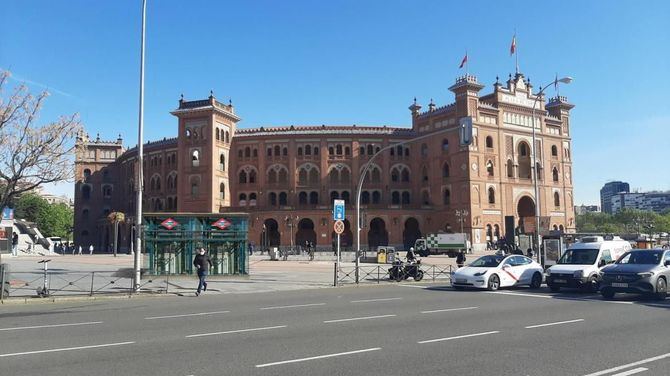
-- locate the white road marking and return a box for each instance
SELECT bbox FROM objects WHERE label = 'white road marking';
[186,325,286,338]
[525,319,584,329]
[485,291,553,299]
[255,347,381,368]
[260,303,326,310]
[421,307,478,314]
[350,297,402,303]
[582,353,670,376]
[0,321,103,331]
[418,330,500,344]
[610,368,648,376]
[0,341,135,358]
[323,314,396,323]
[144,311,230,320]
[486,291,635,305]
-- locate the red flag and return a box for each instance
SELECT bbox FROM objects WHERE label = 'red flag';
[459,53,468,69]
[510,35,516,55]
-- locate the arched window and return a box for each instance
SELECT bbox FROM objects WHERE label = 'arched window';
[216,129,220,140]
[396,145,403,156]
[359,146,365,156]
[298,147,303,156]
[367,145,373,155]
[404,147,410,157]
[391,191,400,205]
[190,177,200,197]
[314,146,319,155]
[282,147,288,156]
[390,147,395,157]
[219,183,225,200]
[340,168,350,183]
[443,189,451,205]
[422,166,429,182]
[401,168,410,182]
[219,154,226,171]
[336,145,343,155]
[309,191,318,205]
[552,167,559,182]
[267,147,272,156]
[239,170,247,184]
[371,167,381,183]
[391,168,399,182]
[279,192,288,205]
[298,192,308,205]
[486,160,494,177]
[507,159,514,178]
[238,149,243,158]
[253,148,258,157]
[401,191,410,204]
[422,190,430,205]
[536,162,543,180]
[361,191,370,204]
[299,169,308,185]
[185,129,191,138]
[329,169,339,184]
[82,208,89,219]
[192,150,200,167]
[520,143,528,156]
[421,143,428,157]
[344,146,350,156]
[239,193,247,206]
[372,191,381,204]
[330,191,340,201]
[268,169,277,184]
[551,145,558,157]
[249,193,257,205]
[249,170,257,184]
[488,187,495,204]
[225,131,230,143]
[442,163,450,178]
[278,168,288,183]
[309,168,319,184]
[329,147,334,155]
[274,145,281,156]
[486,136,493,148]
[554,192,561,207]
[245,147,251,158]
[342,191,350,204]
[83,169,91,181]
[269,192,277,206]
[442,139,449,151]
[305,145,312,155]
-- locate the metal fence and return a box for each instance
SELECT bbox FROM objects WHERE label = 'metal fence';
[336,264,453,285]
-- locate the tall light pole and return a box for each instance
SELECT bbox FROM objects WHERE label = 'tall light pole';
[455,209,468,236]
[356,127,454,281]
[133,0,147,293]
[531,76,572,264]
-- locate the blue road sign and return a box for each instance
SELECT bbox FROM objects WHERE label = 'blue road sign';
[2,207,14,220]
[333,199,345,220]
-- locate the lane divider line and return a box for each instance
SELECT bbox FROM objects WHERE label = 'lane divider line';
[484,291,553,299]
[255,347,382,368]
[186,325,287,338]
[610,368,648,376]
[323,314,396,323]
[418,330,500,344]
[525,319,584,329]
[421,307,478,314]
[582,353,670,376]
[0,321,103,331]
[144,311,230,320]
[350,297,402,303]
[260,303,326,310]
[0,341,135,358]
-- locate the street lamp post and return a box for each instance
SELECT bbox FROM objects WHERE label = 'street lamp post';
[133,0,147,293]
[531,76,572,264]
[455,209,469,236]
[356,127,455,282]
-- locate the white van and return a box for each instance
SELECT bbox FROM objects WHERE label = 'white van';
[545,236,632,292]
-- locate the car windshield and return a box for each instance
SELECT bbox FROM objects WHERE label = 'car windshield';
[469,255,505,268]
[557,249,599,265]
[616,251,663,265]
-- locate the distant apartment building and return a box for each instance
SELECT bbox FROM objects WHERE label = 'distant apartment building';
[610,192,670,214]
[574,205,600,215]
[600,181,630,214]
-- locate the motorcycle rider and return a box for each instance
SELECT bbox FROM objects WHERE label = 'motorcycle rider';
[406,247,417,263]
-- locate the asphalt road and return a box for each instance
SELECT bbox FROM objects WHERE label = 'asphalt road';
[1,284,669,376]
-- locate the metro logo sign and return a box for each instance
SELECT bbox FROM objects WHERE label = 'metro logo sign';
[212,218,231,230]
[160,218,179,230]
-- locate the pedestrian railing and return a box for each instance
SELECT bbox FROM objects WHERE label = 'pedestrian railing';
[336,264,453,285]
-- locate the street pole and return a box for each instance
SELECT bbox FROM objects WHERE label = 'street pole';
[531,76,572,265]
[336,233,340,286]
[113,219,119,257]
[133,0,147,293]
[355,127,454,275]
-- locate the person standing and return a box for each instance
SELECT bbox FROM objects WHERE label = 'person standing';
[248,242,254,256]
[12,232,19,256]
[89,244,94,255]
[193,247,212,296]
[456,250,466,268]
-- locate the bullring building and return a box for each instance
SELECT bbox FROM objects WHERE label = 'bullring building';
[73,72,576,252]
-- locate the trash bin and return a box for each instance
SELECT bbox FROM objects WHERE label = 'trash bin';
[386,250,395,264]
[269,247,278,261]
[377,249,387,264]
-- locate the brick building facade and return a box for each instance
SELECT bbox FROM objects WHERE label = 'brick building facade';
[74,72,575,252]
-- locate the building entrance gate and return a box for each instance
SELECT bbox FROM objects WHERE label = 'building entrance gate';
[144,213,249,275]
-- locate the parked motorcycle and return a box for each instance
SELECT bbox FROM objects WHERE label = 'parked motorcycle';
[388,258,424,282]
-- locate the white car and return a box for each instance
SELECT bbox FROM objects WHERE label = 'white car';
[451,255,544,291]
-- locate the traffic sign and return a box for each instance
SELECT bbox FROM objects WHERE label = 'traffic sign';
[212,218,231,230]
[333,199,345,221]
[334,220,344,235]
[160,218,179,230]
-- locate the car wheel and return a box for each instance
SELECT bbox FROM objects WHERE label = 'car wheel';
[487,274,500,291]
[601,289,615,299]
[549,285,560,293]
[530,272,542,289]
[586,275,600,293]
[654,278,667,300]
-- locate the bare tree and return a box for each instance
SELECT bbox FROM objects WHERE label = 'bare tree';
[0,70,83,209]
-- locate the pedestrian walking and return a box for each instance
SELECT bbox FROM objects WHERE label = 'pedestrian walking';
[193,247,212,296]
[526,248,534,258]
[248,242,254,256]
[456,250,466,268]
[89,244,94,255]
[12,232,19,256]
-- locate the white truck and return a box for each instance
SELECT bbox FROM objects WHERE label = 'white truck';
[545,236,632,292]
[414,233,469,258]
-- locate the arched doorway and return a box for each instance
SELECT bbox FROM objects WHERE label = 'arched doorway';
[517,196,536,234]
[402,217,421,250]
[367,217,389,250]
[295,218,317,249]
[260,219,281,248]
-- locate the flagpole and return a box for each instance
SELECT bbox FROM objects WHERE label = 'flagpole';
[465,49,468,76]
[515,31,519,74]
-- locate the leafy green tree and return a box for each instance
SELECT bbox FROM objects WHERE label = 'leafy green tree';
[13,193,48,223]
[13,193,73,239]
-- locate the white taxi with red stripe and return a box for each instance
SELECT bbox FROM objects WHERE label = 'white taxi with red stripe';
[451,255,544,291]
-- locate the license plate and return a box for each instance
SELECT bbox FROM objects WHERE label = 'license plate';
[553,279,566,283]
[612,282,628,288]
[456,279,467,283]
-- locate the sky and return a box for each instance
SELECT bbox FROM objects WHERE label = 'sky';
[2,0,669,205]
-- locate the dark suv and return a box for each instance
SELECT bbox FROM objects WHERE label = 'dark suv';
[600,249,670,300]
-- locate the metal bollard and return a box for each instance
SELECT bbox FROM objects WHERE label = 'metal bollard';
[90,271,95,296]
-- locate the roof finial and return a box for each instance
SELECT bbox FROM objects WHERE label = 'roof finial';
[228,98,232,106]
[209,90,214,99]
[180,93,184,100]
